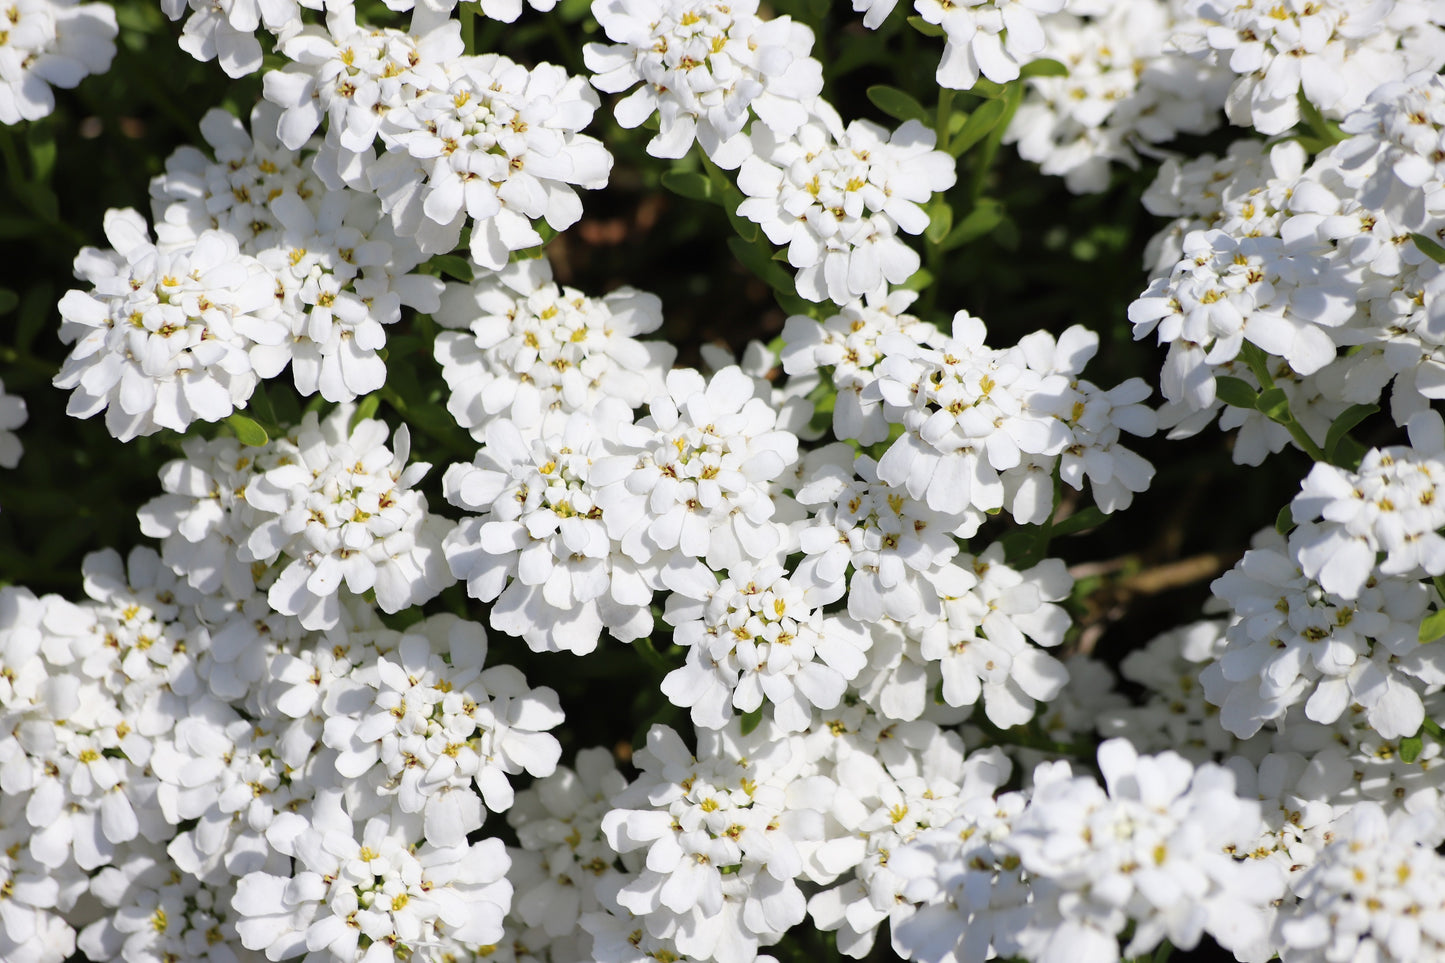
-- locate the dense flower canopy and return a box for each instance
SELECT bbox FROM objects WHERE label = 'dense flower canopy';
[6,0,1445,962]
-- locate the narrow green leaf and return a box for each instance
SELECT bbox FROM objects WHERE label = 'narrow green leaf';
[1255,387,1292,424]
[661,169,715,203]
[25,123,57,183]
[900,266,934,292]
[1051,506,1107,538]
[1214,376,1259,410]
[1324,403,1379,461]
[429,254,474,282]
[0,289,17,316]
[925,200,953,245]
[1400,735,1423,764]
[1297,92,1346,146]
[726,236,797,298]
[950,99,1008,157]
[905,14,944,36]
[942,199,1003,249]
[228,414,270,447]
[1423,716,1443,738]
[351,394,382,430]
[866,85,931,124]
[1019,58,1068,79]
[740,706,764,736]
[1275,504,1296,536]
[1410,233,1445,264]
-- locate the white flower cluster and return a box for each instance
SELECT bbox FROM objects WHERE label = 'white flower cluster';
[584,0,823,165]
[867,314,1156,527]
[1130,70,1445,452]
[140,405,452,629]
[0,0,115,124]
[737,103,956,305]
[1005,0,1230,194]
[433,257,675,440]
[31,0,1445,960]
[1171,0,1445,135]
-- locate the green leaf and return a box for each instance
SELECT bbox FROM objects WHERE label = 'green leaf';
[900,266,934,292]
[925,200,953,245]
[727,236,797,297]
[25,123,57,183]
[1423,716,1443,738]
[1275,504,1296,536]
[661,169,715,203]
[942,199,1003,248]
[351,394,382,430]
[905,14,944,36]
[950,99,1008,157]
[1400,735,1424,764]
[866,85,931,124]
[1297,92,1346,146]
[429,254,474,282]
[1214,376,1259,410]
[739,706,763,736]
[1019,58,1068,79]
[0,289,17,316]
[1255,387,1292,424]
[1410,233,1445,264]
[1324,403,1379,462]
[1420,607,1445,643]
[1051,506,1106,538]
[228,414,270,447]
[14,280,52,354]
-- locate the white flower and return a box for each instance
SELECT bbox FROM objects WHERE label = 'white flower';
[1205,528,1439,739]
[584,0,823,164]
[1275,802,1445,962]
[794,447,963,626]
[233,795,513,961]
[1128,228,1355,411]
[0,0,115,125]
[1172,0,1445,136]
[322,614,564,841]
[433,257,675,440]
[263,8,462,187]
[779,290,942,445]
[607,365,801,586]
[600,722,821,963]
[918,545,1073,728]
[369,54,612,269]
[245,408,452,630]
[160,0,309,78]
[1007,741,1282,962]
[507,747,629,938]
[150,102,321,252]
[250,186,443,403]
[54,209,278,441]
[78,850,254,962]
[737,103,955,305]
[912,0,1064,90]
[444,406,655,654]
[1289,415,1445,599]
[661,561,870,731]
[1005,2,1228,194]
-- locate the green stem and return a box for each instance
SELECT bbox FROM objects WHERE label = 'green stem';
[935,88,955,154]
[1239,343,1327,461]
[966,81,1022,207]
[633,635,676,676]
[461,1,476,54]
